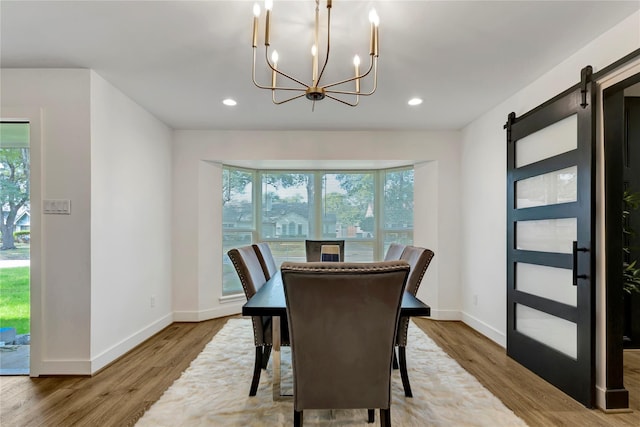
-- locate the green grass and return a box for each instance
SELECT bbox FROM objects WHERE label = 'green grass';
[0,266,30,334]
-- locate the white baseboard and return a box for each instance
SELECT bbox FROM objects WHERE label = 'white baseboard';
[420,310,505,348]
[39,359,93,375]
[37,313,175,376]
[173,303,243,322]
[428,309,462,321]
[461,311,506,348]
[36,306,244,376]
[90,313,174,374]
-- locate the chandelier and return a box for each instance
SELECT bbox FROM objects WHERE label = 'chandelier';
[251,0,379,109]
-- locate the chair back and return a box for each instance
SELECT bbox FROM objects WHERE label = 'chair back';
[252,242,278,280]
[400,245,435,295]
[384,243,406,261]
[227,245,271,346]
[305,239,345,262]
[396,245,434,347]
[281,261,410,412]
[227,245,268,300]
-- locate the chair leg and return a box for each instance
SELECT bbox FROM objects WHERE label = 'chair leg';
[392,348,399,370]
[249,346,262,396]
[294,410,303,427]
[398,346,413,397]
[380,408,391,427]
[261,345,272,369]
[367,409,375,423]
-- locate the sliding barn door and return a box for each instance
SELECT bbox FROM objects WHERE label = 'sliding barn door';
[505,66,595,407]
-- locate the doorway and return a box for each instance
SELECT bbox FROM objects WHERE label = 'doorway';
[622,85,640,348]
[603,69,640,409]
[0,121,30,375]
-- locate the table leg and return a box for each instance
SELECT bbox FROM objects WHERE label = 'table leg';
[271,315,292,401]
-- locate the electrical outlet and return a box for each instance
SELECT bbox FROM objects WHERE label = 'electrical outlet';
[150,295,156,308]
[473,294,478,306]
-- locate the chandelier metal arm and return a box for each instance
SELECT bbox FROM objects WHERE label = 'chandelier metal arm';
[252,47,275,90]
[272,92,307,105]
[325,93,359,107]
[254,47,312,92]
[326,61,378,96]
[265,47,309,89]
[253,48,310,92]
[323,55,375,90]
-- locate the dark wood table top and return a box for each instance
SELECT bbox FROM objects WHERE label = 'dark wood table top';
[242,270,431,317]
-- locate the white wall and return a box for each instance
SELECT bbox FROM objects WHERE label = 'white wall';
[89,72,173,372]
[1,69,173,375]
[460,10,640,407]
[171,131,462,321]
[1,69,92,374]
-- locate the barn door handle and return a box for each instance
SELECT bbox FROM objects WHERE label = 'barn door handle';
[572,241,588,286]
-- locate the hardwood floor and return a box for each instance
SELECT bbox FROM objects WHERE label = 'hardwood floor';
[0,316,638,426]
[0,317,229,427]
[412,318,640,426]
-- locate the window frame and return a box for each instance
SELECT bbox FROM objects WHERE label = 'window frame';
[222,165,414,296]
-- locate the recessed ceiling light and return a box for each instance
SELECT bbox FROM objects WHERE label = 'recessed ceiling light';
[408,98,423,106]
[223,98,237,106]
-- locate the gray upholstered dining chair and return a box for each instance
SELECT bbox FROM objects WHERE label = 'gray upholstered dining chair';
[305,239,345,262]
[395,245,435,397]
[281,260,410,427]
[383,243,406,261]
[252,242,278,280]
[228,245,287,396]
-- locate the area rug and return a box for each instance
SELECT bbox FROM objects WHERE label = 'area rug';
[136,318,527,426]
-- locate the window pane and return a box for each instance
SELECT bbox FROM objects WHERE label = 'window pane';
[516,262,576,306]
[383,231,413,252]
[222,167,254,296]
[516,166,577,209]
[384,169,414,229]
[265,241,306,264]
[222,231,253,295]
[261,172,314,239]
[222,168,253,230]
[516,218,576,253]
[515,114,577,168]
[323,173,374,239]
[516,304,577,359]
[346,241,374,262]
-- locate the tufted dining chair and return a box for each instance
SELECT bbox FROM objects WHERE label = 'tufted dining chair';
[252,242,278,280]
[395,245,435,397]
[281,260,410,427]
[228,245,287,396]
[304,239,345,262]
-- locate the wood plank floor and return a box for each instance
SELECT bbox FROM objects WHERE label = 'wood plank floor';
[0,316,638,426]
[412,318,640,427]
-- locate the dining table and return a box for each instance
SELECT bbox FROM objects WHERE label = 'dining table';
[242,270,431,400]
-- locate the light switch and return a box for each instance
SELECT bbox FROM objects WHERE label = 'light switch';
[43,199,71,214]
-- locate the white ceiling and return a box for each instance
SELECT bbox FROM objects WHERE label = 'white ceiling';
[1,0,639,131]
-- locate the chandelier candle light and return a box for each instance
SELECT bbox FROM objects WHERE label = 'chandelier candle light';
[252,0,379,109]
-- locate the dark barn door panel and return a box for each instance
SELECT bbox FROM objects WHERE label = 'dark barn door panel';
[505,66,595,407]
